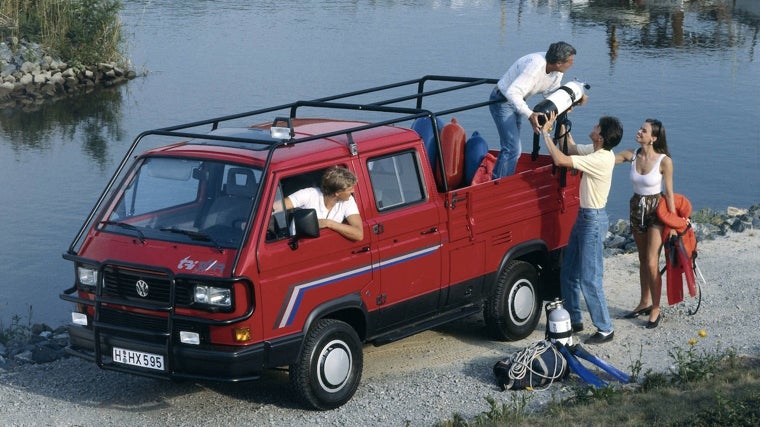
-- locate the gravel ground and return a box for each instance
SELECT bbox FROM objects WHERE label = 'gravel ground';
[1,231,758,427]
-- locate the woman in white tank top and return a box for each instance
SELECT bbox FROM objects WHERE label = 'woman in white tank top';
[615,119,675,329]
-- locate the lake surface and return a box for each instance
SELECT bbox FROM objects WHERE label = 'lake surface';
[1,0,758,326]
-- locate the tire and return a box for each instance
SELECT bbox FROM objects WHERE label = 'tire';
[289,319,363,410]
[483,260,541,341]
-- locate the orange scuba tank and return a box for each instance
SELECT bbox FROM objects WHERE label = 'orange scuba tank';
[436,118,466,189]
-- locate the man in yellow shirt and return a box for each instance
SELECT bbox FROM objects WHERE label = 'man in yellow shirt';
[541,112,623,344]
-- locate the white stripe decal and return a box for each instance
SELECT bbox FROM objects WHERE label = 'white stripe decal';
[276,244,441,328]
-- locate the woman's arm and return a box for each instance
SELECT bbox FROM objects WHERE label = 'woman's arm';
[615,149,634,164]
[661,156,676,213]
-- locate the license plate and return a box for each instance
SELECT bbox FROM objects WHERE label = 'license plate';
[112,346,165,371]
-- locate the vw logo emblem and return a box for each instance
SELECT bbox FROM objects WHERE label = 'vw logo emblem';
[135,279,149,298]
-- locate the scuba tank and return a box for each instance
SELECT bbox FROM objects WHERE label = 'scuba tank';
[531,80,589,161]
[532,80,590,125]
[545,299,573,346]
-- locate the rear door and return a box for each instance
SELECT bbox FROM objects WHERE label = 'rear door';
[361,149,444,330]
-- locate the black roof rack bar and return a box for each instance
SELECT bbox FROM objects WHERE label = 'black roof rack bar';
[310,75,496,109]
[147,75,497,138]
[68,75,497,254]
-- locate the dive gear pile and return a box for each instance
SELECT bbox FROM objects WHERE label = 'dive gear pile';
[493,299,631,390]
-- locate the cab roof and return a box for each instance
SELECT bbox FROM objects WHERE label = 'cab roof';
[143,118,419,166]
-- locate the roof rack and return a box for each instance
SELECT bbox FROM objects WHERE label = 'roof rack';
[68,75,498,254]
[134,75,496,146]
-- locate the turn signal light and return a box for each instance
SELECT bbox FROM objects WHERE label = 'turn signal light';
[234,327,251,342]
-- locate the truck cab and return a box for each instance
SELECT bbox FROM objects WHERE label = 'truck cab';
[61,76,581,409]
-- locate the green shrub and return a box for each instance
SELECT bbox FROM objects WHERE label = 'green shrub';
[0,313,31,346]
[0,0,124,67]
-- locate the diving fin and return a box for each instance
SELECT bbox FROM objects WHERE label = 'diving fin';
[571,344,631,383]
[556,343,607,388]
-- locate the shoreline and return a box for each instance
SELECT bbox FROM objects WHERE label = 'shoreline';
[0,37,137,111]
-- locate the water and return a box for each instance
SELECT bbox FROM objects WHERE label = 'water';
[1,0,758,326]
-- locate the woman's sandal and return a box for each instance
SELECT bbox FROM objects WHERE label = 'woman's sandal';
[623,305,653,319]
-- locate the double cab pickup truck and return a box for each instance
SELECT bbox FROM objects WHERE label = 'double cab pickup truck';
[61,75,581,409]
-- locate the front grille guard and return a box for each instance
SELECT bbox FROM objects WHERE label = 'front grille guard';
[61,255,254,378]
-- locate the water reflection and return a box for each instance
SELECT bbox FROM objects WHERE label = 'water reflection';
[567,0,759,62]
[0,87,126,169]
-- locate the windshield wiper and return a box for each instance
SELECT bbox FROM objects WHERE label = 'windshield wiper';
[160,227,224,253]
[100,220,145,244]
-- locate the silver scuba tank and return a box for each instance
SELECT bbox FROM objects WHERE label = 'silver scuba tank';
[545,298,573,346]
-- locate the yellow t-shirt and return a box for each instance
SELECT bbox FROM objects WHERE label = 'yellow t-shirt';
[571,145,615,209]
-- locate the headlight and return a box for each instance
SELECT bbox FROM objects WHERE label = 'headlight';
[194,285,231,307]
[77,266,99,288]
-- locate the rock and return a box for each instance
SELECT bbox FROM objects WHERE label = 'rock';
[603,202,760,256]
[20,61,36,73]
[18,74,32,85]
[726,206,747,216]
[0,324,70,368]
[0,38,138,110]
[605,234,627,249]
[609,218,629,235]
[32,72,47,84]
[730,220,746,233]
[50,72,64,85]
[31,346,62,364]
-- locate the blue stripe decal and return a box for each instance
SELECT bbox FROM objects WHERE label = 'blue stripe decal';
[276,244,441,328]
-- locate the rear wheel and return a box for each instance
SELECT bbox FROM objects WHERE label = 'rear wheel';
[484,260,541,341]
[289,319,363,410]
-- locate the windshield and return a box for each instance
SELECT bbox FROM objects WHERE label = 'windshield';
[102,157,262,249]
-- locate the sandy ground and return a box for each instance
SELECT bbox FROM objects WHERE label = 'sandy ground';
[1,231,758,426]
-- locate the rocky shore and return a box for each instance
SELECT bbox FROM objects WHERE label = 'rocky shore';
[1,203,757,373]
[604,204,760,256]
[0,37,137,110]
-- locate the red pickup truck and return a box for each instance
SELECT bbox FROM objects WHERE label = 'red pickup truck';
[61,76,581,409]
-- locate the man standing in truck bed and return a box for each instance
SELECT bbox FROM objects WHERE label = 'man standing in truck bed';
[490,41,582,178]
[540,112,623,345]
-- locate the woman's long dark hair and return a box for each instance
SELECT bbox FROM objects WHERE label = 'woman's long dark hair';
[647,118,671,157]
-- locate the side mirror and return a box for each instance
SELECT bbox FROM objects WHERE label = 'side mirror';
[288,208,319,249]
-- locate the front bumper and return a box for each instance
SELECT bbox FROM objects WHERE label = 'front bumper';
[67,324,302,382]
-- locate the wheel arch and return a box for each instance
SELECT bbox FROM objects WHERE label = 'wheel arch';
[493,239,560,301]
[302,292,368,343]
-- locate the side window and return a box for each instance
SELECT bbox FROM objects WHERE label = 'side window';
[367,151,425,211]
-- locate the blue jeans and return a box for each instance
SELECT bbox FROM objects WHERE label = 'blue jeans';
[561,208,613,333]
[489,88,522,178]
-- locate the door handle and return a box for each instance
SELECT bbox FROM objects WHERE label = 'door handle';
[421,227,438,235]
[352,246,370,254]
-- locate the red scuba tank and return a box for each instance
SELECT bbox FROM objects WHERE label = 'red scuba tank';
[436,118,466,189]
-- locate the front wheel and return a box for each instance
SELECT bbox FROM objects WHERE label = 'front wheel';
[290,319,363,410]
[483,260,541,341]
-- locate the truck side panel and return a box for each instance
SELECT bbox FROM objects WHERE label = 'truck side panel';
[444,152,580,301]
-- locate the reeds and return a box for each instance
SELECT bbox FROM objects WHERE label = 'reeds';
[0,0,124,66]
